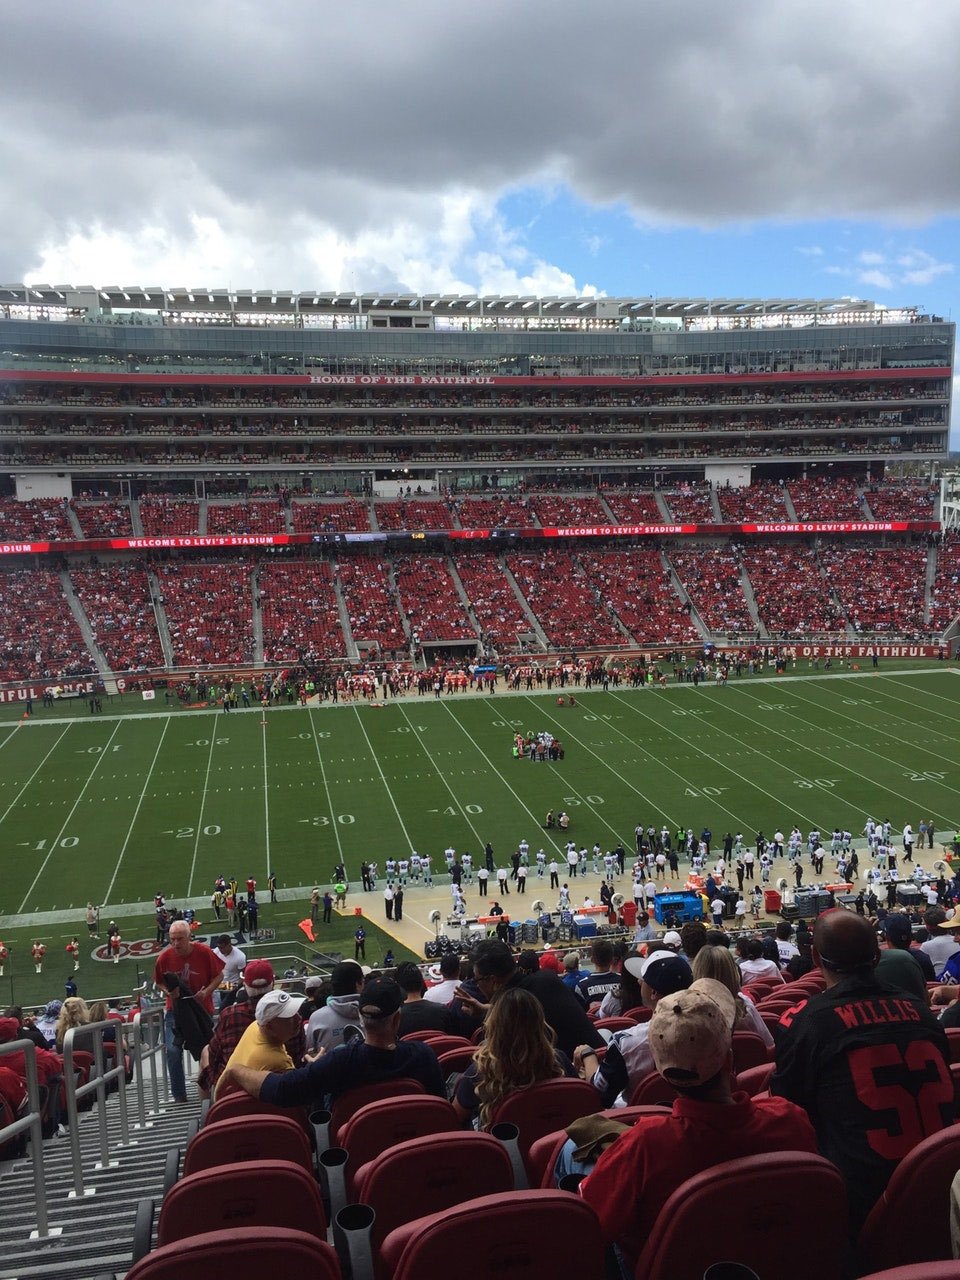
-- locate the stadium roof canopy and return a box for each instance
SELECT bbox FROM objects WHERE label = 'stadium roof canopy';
[0,283,889,320]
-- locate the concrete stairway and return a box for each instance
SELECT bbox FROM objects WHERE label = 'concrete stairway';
[737,556,769,639]
[65,505,84,538]
[251,564,264,663]
[446,556,485,646]
[924,543,938,627]
[197,500,208,535]
[500,557,550,648]
[655,491,674,522]
[782,486,800,522]
[58,571,113,681]
[0,1090,202,1280]
[146,571,175,668]
[331,572,359,661]
[660,551,710,640]
[128,500,144,537]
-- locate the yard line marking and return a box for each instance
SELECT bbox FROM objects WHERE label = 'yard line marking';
[352,706,416,854]
[17,721,122,912]
[607,690,830,829]
[0,723,23,755]
[0,723,73,827]
[788,679,960,770]
[874,672,960,718]
[397,704,485,847]
[520,694,665,838]
[187,731,218,896]
[307,708,345,866]
[103,716,171,905]
[262,717,272,882]
[730,684,960,822]
[438,701,567,857]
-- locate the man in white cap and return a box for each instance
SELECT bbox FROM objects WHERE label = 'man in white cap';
[574,978,817,1272]
[199,959,298,1097]
[220,976,445,1106]
[216,989,307,1095]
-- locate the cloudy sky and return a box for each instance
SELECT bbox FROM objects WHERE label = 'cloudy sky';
[2,0,958,332]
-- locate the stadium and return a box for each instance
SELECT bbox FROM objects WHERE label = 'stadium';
[2,285,960,1279]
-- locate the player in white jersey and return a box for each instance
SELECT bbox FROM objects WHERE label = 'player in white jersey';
[410,851,422,881]
[461,851,473,883]
[444,846,456,871]
[536,848,547,878]
[604,851,616,880]
[518,838,529,863]
[592,843,602,874]
[421,853,432,885]
[384,857,397,882]
[397,858,409,885]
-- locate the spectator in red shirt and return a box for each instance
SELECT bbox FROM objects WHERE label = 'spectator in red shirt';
[568,979,817,1272]
[153,920,223,1103]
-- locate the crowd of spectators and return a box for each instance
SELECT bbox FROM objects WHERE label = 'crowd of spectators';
[391,554,476,645]
[739,545,846,636]
[337,558,407,653]
[207,500,286,535]
[290,499,371,531]
[374,500,453,531]
[452,554,533,650]
[71,501,134,538]
[716,480,789,523]
[788,476,866,522]
[668,548,755,634]
[505,552,623,648]
[258,560,346,663]
[577,549,700,645]
[70,565,164,670]
[0,569,93,681]
[138,496,200,536]
[0,497,73,541]
[819,545,928,635]
[155,562,254,665]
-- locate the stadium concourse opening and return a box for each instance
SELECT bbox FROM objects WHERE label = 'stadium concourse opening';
[0,288,957,1279]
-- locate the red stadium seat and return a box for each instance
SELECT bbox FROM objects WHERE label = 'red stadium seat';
[731,1031,773,1073]
[435,1046,476,1075]
[203,1091,310,1134]
[621,1006,652,1023]
[857,1125,960,1271]
[134,1161,327,1265]
[379,1190,605,1280]
[353,1131,514,1270]
[328,1079,426,1144]
[594,1017,636,1033]
[858,1267,960,1280]
[735,1063,775,1097]
[182,1115,313,1179]
[628,1072,679,1107]
[123,1228,341,1280]
[335,1096,460,1196]
[633,1152,848,1280]
[488,1079,603,1179]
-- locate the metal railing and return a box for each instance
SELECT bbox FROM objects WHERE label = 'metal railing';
[62,1019,134,1199]
[0,1038,53,1238]
[130,1005,168,1129]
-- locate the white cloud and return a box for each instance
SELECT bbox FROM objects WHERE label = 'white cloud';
[857,250,887,265]
[4,0,960,291]
[858,268,895,290]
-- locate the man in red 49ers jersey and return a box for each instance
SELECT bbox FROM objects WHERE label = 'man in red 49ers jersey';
[771,910,951,1229]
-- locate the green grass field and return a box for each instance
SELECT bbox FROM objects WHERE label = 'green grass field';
[1,664,958,1004]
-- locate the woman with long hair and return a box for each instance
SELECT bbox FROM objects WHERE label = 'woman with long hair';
[453,987,569,1129]
[55,997,90,1051]
[691,944,774,1048]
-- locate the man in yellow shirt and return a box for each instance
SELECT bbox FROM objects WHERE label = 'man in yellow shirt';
[216,989,307,1097]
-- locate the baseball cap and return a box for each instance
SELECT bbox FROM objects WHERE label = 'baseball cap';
[661,931,683,951]
[242,959,274,992]
[539,951,562,973]
[624,952,692,996]
[883,914,914,945]
[255,989,305,1027]
[304,975,324,992]
[649,977,738,1087]
[358,976,404,1019]
[938,907,960,930]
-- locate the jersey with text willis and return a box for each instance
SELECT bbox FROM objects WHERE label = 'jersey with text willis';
[771,973,951,1226]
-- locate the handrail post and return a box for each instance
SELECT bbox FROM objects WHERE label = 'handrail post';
[62,1030,92,1199]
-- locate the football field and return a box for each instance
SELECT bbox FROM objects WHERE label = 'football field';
[2,666,959,919]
